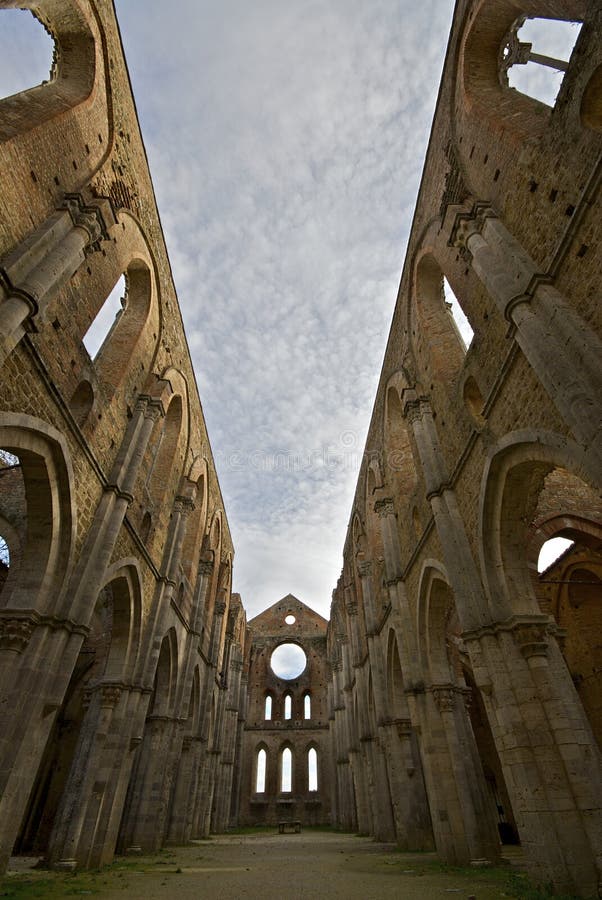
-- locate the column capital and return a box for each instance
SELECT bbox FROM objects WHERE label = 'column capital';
[346,599,358,617]
[374,497,395,519]
[62,193,112,253]
[448,201,497,251]
[214,599,227,617]
[0,616,36,653]
[513,622,549,659]
[357,560,372,578]
[174,494,195,516]
[198,561,214,579]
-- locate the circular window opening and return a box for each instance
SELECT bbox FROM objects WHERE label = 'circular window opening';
[285,614,296,625]
[271,643,306,680]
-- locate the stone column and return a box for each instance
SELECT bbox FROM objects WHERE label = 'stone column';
[118,713,181,853]
[331,659,355,831]
[372,498,434,849]
[64,395,165,626]
[0,194,114,366]
[0,395,163,871]
[355,564,396,841]
[465,619,602,897]
[403,394,492,630]
[450,204,602,479]
[212,651,243,832]
[209,598,227,669]
[46,683,129,868]
[164,557,214,845]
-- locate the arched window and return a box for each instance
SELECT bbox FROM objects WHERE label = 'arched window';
[444,277,474,350]
[83,274,127,361]
[413,256,471,389]
[280,747,292,793]
[284,693,292,720]
[304,693,311,720]
[0,9,54,101]
[264,695,272,720]
[308,747,318,792]
[255,748,267,793]
[538,536,574,573]
[501,17,582,108]
[0,449,23,598]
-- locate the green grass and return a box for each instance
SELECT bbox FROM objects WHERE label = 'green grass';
[384,859,580,900]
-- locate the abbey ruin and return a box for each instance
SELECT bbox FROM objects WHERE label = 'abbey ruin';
[0,0,600,897]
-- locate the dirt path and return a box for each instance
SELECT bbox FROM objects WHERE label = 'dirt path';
[2,832,531,899]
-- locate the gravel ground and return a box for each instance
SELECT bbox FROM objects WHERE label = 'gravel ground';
[1,832,529,900]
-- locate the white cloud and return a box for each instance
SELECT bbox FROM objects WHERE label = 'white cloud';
[113,0,456,619]
[0,2,461,621]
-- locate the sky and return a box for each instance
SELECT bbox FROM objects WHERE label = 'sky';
[0,6,579,620]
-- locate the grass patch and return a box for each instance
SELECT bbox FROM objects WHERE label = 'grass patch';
[384,859,580,900]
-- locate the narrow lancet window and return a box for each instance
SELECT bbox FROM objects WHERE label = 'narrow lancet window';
[304,693,311,720]
[281,747,292,792]
[256,748,266,793]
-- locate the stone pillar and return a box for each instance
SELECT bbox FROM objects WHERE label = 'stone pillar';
[209,598,227,670]
[118,714,181,853]
[372,498,434,850]
[355,565,396,841]
[46,683,133,868]
[212,651,243,832]
[465,619,602,897]
[64,395,165,626]
[164,558,214,845]
[229,668,248,829]
[400,395,501,862]
[0,395,163,871]
[450,204,602,479]
[0,194,115,366]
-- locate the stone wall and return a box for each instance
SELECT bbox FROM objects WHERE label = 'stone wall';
[238,595,332,827]
[0,0,245,871]
[326,2,602,897]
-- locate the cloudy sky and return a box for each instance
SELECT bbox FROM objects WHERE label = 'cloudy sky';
[112,0,456,620]
[0,5,578,620]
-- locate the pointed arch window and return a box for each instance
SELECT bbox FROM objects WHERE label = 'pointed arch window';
[0,9,54,102]
[83,274,127,361]
[303,693,311,720]
[264,694,272,721]
[443,277,473,350]
[284,693,292,720]
[501,17,582,108]
[280,747,292,793]
[255,747,267,793]
[308,747,318,792]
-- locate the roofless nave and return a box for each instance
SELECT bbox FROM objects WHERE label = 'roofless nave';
[0,1,600,897]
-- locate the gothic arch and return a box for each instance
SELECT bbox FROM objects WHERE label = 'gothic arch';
[0,413,75,616]
[479,429,599,620]
[148,627,179,718]
[180,457,209,585]
[99,558,144,682]
[0,0,113,186]
[459,0,585,148]
[82,213,160,404]
[383,372,419,509]
[411,244,470,390]
[416,560,457,685]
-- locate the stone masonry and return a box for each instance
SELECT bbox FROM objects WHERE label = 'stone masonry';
[0,2,601,898]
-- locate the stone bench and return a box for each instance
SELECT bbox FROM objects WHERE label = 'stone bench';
[278,820,301,834]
